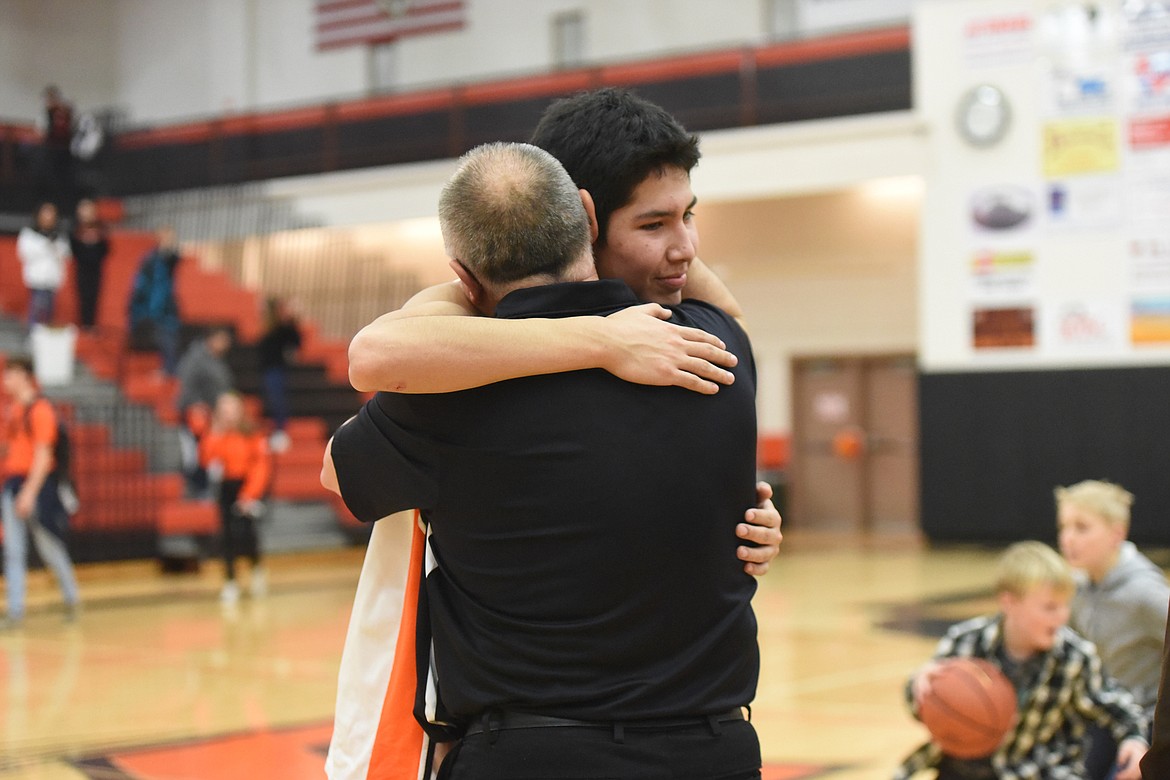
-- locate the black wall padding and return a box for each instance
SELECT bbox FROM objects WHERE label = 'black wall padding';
[919,367,1170,546]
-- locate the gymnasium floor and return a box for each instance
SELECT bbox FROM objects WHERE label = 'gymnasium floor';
[0,525,1016,780]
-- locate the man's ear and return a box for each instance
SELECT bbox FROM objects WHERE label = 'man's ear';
[449,259,484,309]
[580,189,599,244]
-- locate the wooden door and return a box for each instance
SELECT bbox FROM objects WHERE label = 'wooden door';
[789,354,919,534]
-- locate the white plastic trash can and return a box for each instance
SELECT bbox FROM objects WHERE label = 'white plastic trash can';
[30,324,78,386]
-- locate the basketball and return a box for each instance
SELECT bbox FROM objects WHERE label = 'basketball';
[918,657,1018,759]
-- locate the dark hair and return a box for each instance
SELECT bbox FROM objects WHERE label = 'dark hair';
[5,353,35,376]
[530,88,700,245]
[438,142,591,285]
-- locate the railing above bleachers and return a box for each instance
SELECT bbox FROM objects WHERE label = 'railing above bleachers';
[0,25,910,207]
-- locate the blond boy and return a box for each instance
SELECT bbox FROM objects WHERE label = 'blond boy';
[895,542,1148,780]
[1057,481,1170,712]
[1057,480,1169,778]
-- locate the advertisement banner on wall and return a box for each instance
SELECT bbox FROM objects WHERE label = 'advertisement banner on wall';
[1125,50,1170,112]
[972,306,1037,350]
[969,249,1037,300]
[1043,299,1127,354]
[1131,296,1170,344]
[1043,117,1122,176]
[963,13,1036,68]
[1122,0,1170,54]
[1046,175,1125,230]
[1129,235,1170,290]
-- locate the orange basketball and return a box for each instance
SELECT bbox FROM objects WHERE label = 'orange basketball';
[918,657,1017,759]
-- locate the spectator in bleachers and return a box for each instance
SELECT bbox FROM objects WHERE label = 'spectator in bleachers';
[175,326,234,496]
[35,85,76,212]
[1,354,80,629]
[17,202,70,329]
[128,225,181,375]
[200,392,271,605]
[257,297,301,453]
[68,198,109,332]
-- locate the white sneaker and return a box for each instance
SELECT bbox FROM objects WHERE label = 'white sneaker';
[220,581,241,605]
[269,430,290,453]
[249,567,268,598]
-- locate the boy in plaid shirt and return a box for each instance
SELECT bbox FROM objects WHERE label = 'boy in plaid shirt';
[895,542,1148,780]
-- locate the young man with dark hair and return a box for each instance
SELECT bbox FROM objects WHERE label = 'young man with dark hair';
[326,141,762,779]
[530,86,705,306]
[1,355,79,628]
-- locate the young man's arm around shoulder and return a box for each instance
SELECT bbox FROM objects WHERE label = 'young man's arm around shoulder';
[347,280,737,395]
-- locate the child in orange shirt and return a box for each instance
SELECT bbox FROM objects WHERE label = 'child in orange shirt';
[200,392,272,604]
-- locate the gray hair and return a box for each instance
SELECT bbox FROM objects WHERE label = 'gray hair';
[438,142,591,285]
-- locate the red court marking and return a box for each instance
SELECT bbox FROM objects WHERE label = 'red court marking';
[763,765,830,780]
[87,720,829,780]
[104,723,332,780]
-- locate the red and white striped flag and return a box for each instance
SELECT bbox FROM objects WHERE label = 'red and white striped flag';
[315,0,466,51]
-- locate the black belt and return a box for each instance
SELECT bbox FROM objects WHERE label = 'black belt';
[464,707,747,739]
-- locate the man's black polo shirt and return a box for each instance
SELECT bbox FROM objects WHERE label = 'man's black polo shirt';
[333,279,759,722]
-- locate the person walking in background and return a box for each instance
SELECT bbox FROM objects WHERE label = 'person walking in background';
[0,355,80,629]
[128,226,182,375]
[200,392,272,605]
[1056,480,1169,779]
[256,297,301,453]
[68,198,109,332]
[17,202,70,330]
[175,327,234,496]
[35,85,75,212]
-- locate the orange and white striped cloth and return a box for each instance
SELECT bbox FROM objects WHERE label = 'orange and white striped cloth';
[326,511,434,780]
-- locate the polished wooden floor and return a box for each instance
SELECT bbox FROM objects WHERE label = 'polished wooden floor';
[0,525,1015,780]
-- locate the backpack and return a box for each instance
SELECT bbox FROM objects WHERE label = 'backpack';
[23,398,78,515]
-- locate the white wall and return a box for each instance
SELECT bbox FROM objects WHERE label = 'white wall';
[1,0,914,125]
[0,0,119,122]
[702,181,921,433]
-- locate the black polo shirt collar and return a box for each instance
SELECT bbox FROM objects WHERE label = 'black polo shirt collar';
[495,279,639,320]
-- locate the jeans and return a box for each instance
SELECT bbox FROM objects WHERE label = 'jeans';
[26,288,56,328]
[155,321,179,376]
[2,477,79,621]
[262,366,290,430]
